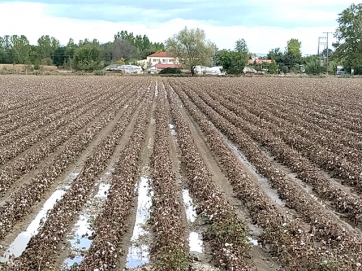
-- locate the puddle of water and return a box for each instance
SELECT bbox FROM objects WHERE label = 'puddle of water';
[189,232,203,253]
[69,172,80,179]
[95,183,111,200]
[155,84,158,97]
[124,104,129,109]
[248,237,258,246]
[169,124,177,136]
[182,190,204,254]
[0,189,66,262]
[63,182,111,268]
[182,189,197,223]
[224,138,284,206]
[126,177,153,268]
[126,244,150,268]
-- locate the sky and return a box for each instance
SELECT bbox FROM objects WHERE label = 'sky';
[0,0,353,55]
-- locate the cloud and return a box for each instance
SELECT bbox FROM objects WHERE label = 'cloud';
[0,1,339,54]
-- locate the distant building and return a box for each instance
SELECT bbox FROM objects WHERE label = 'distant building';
[248,56,273,65]
[146,52,178,65]
[146,52,182,73]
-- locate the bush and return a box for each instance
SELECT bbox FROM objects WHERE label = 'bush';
[159,67,182,74]
[93,70,106,76]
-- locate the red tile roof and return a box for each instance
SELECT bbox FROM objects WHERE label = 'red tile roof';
[155,64,182,69]
[148,52,173,57]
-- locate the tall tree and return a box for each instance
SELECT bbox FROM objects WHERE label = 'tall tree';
[334,3,362,72]
[72,40,102,71]
[114,31,164,59]
[10,35,31,64]
[284,38,302,70]
[112,38,136,61]
[233,39,249,74]
[0,36,12,63]
[37,35,60,65]
[267,48,284,63]
[165,27,216,75]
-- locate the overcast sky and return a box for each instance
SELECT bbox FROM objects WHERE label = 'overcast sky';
[0,0,352,55]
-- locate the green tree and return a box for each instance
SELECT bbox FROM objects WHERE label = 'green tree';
[284,39,302,71]
[0,36,12,63]
[286,39,302,58]
[165,27,216,75]
[267,60,279,74]
[100,41,113,65]
[215,49,234,73]
[233,39,249,74]
[72,42,103,71]
[304,56,323,74]
[37,35,60,65]
[267,48,284,64]
[10,35,31,64]
[114,31,164,59]
[334,3,362,73]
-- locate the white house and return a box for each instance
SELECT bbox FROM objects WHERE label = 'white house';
[137,52,179,70]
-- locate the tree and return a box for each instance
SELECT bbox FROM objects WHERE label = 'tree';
[267,61,279,74]
[165,27,216,75]
[0,36,12,63]
[215,49,234,73]
[114,31,164,59]
[267,48,284,64]
[334,3,362,73]
[72,42,103,71]
[286,39,302,58]
[37,35,59,65]
[233,39,249,74]
[112,38,136,61]
[215,39,249,75]
[321,48,333,57]
[284,39,302,71]
[100,41,113,65]
[10,35,31,64]
[305,56,322,74]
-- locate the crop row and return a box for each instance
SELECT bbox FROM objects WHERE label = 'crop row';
[0,81,109,135]
[79,83,154,270]
[149,88,189,270]
[0,77,62,115]
[0,81,142,240]
[166,83,251,270]
[0,87,120,164]
[197,86,362,224]
[169,78,362,270]
[217,88,362,188]
[10,83,147,270]
[0,84,115,149]
[0,83,136,195]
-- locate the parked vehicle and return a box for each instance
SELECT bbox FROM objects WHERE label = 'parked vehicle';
[336,65,345,75]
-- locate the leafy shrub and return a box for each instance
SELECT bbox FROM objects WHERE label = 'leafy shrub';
[159,67,182,74]
[93,70,106,76]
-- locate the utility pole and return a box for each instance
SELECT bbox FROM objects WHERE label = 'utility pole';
[318,36,327,74]
[323,32,333,75]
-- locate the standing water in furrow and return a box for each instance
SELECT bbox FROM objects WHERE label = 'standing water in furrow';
[0,170,79,264]
[125,177,153,268]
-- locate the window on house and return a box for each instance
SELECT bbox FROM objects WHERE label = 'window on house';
[162,59,167,63]
[169,59,173,63]
[153,59,157,62]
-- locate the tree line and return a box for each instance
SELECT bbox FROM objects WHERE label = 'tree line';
[0,31,164,71]
[1,3,361,74]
